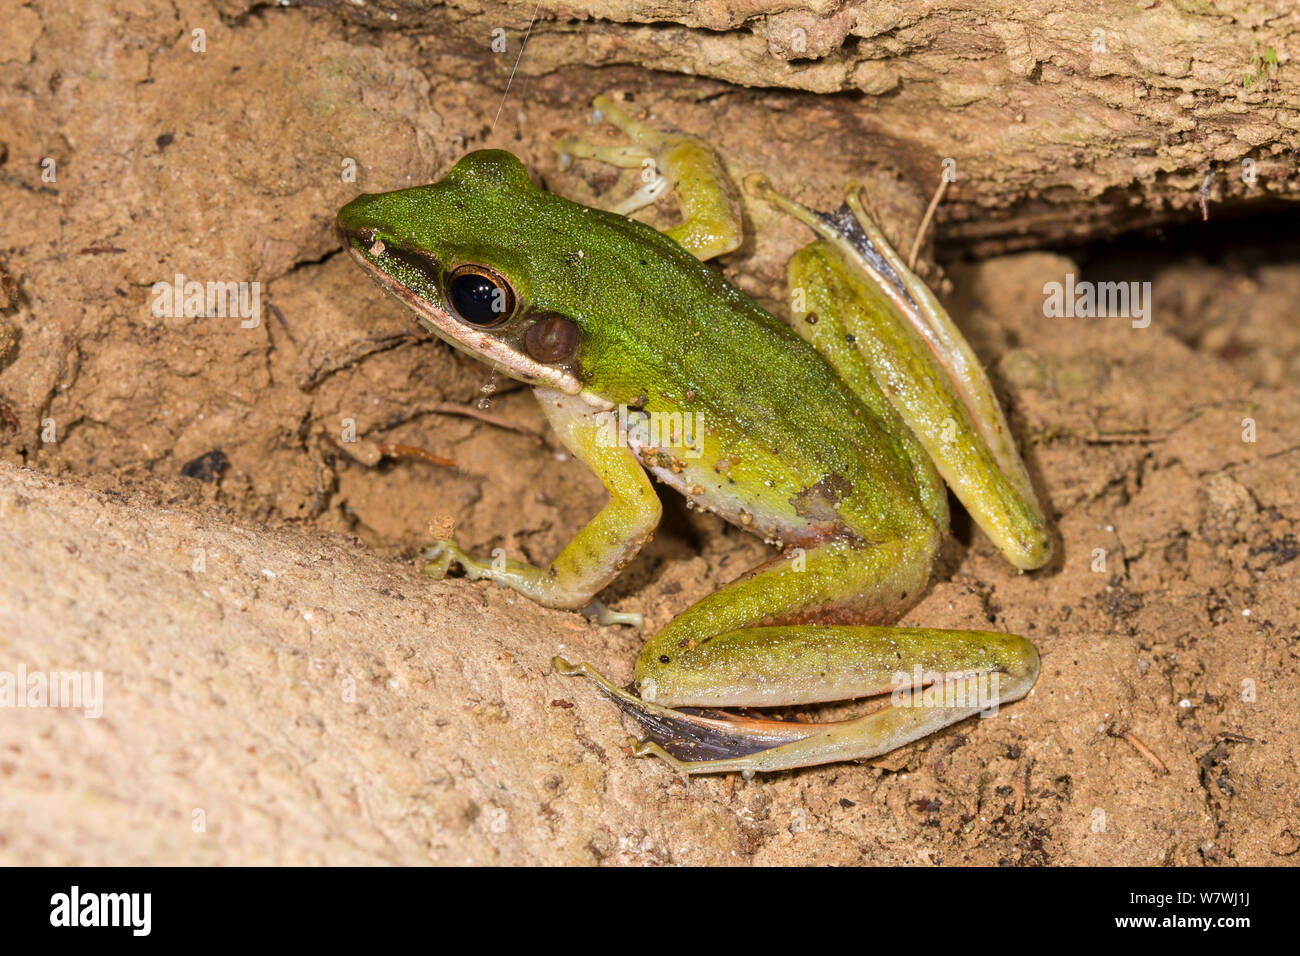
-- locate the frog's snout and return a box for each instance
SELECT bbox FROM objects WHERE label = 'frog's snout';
[336,192,390,247]
[335,211,380,258]
[336,193,370,232]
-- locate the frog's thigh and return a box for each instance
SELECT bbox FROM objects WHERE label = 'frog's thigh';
[789,242,1050,570]
[470,390,661,611]
[787,248,950,533]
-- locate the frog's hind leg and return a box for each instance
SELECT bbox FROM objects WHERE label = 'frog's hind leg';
[557,628,1038,776]
[556,94,743,261]
[749,174,1052,572]
[553,658,826,762]
[556,533,1040,775]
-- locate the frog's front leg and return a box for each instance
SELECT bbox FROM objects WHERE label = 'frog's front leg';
[425,389,659,627]
[557,528,1040,775]
[556,94,742,261]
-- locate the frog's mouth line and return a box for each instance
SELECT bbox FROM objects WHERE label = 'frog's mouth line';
[338,225,582,396]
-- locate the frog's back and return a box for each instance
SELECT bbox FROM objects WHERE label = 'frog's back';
[539,203,937,546]
[409,169,940,546]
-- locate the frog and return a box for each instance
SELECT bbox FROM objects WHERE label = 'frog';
[336,95,1052,775]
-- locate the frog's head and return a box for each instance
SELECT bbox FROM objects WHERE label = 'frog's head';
[338,149,591,395]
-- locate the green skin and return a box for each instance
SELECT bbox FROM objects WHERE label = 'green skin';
[338,96,1052,775]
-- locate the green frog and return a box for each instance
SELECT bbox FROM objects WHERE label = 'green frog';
[337,96,1052,775]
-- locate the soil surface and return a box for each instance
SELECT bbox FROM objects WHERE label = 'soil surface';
[1,1,1297,865]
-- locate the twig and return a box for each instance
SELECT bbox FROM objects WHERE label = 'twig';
[1214,732,1256,744]
[491,0,543,131]
[907,175,950,271]
[1112,729,1168,775]
[1198,167,1216,222]
[1081,431,1166,446]
[375,443,456,469]
[426,402,547,442]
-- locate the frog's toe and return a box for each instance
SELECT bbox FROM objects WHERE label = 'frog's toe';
[628,739,690,773]
[553,136,649,171]
[420,540,458,578]
[581,599,644,629]
[620,703,818,767]
[421,556,452,580]
[458,558,497,581]
[554,657,817,772]
[610,174,670,217]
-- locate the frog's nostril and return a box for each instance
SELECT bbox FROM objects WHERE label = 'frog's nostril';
[336,195,378,234]
[334,214,377,248]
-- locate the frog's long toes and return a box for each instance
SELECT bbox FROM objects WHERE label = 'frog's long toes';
[743,172,774,200]
[581,599,644,629]
[630,739,683,769]
[551,655,582,676]
[613,698,820,765]
[420,542,455,579]
[421,559,450,580]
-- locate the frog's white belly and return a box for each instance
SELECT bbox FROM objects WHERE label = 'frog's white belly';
[538,388,824,551]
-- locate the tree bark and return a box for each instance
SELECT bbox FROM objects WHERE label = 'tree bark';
[296,0,1300,253]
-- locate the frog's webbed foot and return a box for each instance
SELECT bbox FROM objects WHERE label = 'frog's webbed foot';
[555,94,743,261]
[552,658,818,775]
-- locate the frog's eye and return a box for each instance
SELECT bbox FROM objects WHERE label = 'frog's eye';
[446,264,515,327]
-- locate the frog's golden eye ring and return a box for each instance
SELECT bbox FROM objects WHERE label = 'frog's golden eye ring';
[446,264,515,328]
[525,314,580,364]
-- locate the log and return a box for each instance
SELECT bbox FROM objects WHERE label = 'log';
[302,0,1300,253]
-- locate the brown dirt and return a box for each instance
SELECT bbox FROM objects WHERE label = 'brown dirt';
[0,0,1297,865]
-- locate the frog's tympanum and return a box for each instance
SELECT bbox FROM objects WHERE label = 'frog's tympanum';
[338,96,1052,775]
